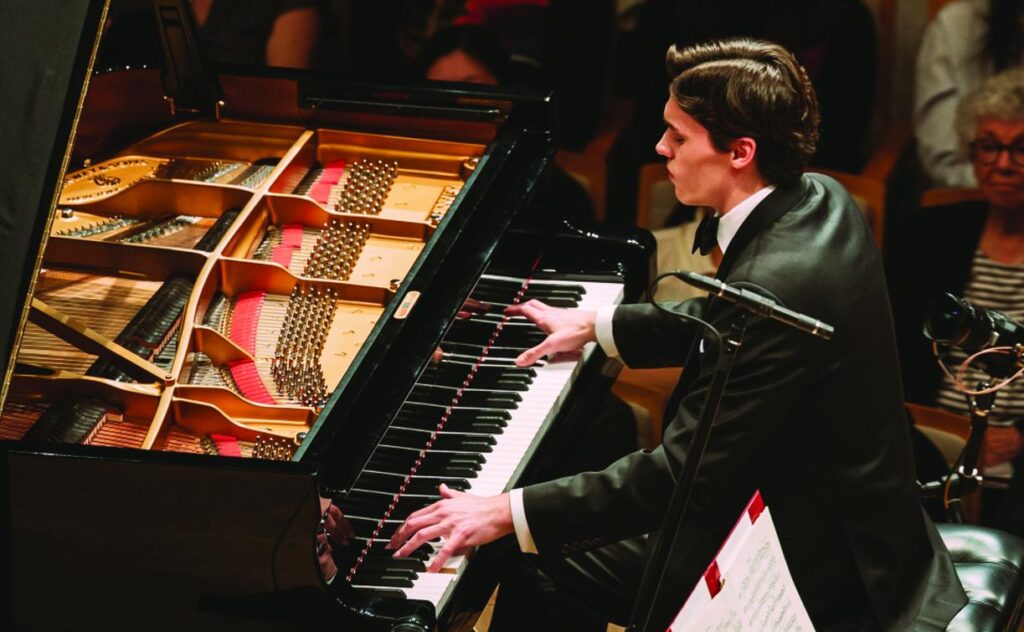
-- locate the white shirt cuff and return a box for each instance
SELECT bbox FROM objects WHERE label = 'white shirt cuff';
[508,488,538,554]
[594,305,620,358]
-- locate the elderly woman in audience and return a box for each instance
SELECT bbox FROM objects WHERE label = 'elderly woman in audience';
[891,68,1024,531]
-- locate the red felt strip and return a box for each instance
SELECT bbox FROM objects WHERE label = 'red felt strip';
[228,359,276,405]
[308,159,346,204]
[230,291,265,355]
[281,223,304,248]
[210,433,243,457]
[271,245,294,268]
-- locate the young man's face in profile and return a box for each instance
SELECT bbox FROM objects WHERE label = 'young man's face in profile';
[655,97,736,211]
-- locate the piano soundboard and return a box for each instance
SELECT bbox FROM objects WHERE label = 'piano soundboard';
[1,119,484,460]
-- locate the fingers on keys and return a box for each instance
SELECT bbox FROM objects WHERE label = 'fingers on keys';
[504,299,550,325]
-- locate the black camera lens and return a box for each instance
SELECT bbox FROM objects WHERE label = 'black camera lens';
[924,293,1024,372]
[924,293,969,345]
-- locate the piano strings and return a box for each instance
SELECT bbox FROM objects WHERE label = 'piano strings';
[6,122,483,466]
[58,155,276,205]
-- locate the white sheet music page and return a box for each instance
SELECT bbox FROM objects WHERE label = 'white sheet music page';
[668,494,814,631]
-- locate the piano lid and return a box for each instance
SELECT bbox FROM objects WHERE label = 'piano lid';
[0,0,108,405]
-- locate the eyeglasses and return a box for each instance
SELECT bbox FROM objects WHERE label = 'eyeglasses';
[969,138,1024,167]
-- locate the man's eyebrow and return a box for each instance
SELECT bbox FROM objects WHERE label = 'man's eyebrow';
[663,118,682,133]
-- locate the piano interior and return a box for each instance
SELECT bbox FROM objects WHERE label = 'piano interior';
[2,118,485,462]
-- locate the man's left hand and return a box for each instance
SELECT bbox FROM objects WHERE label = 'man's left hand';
[386,484,513,572]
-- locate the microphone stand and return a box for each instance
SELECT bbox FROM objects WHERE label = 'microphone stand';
[629,311,748,632]
[628,271,833,631]
[918,381,995,523]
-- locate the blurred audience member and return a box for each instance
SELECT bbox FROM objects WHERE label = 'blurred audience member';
[189,0,321,68]
[419,25,595,228]
[916,0,1024,187]
[419,23,509,83]
[890,69,1024,531]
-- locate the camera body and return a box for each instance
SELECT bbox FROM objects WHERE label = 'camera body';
[924,293,1024,377]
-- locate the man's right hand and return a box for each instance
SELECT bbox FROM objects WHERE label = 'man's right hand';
[504,299,597,367]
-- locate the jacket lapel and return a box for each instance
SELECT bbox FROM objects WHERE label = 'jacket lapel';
[715,177,810,280]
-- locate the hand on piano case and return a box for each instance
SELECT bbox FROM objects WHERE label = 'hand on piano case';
[386,483,514,572]
[323,502,356,546]
[504,300,597,367]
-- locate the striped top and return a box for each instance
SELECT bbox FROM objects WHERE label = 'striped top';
[934,249,1024,426]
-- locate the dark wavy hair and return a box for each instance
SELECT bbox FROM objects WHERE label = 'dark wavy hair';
[666,38,820,187]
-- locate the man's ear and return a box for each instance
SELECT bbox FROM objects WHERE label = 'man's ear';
[729,137,757,169]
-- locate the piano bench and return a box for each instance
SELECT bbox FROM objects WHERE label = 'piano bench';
[939,523,1024,631]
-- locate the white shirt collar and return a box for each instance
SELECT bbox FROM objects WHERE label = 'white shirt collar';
[716,185,775,254]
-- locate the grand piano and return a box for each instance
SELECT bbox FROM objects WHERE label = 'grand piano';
[0,2,652,629]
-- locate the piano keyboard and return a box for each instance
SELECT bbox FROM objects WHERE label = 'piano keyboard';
[341,272,624,611]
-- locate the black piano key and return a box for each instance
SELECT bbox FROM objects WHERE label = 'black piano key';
[418,364,534,392]
[355,472,471,495]
[337,539,434,565]
[396,403,509,426]
[339,491,438,519]
[425,359,537,379]
[382,428,496,453]
[475,277,587,294]
[350,564,421,580]
[406,385,520,409]
[352,587,407,599]
[351,563,421,579]
[493,326,551,349]
[468,291,580,309]
[349,570,416,588]
[392,419,506,437]
[420,373,532,392]
[473,278,586,302]
[347,516,402,540]
[366,449,483,478]
[354,557,427,573]
[363,538,435,558]
[372,445,486,467]
[444,320,548,348]
[440,341,526,358]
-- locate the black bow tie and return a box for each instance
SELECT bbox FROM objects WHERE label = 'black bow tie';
[691,212,719,256]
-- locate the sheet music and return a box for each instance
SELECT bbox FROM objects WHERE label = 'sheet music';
[670,506,814,632]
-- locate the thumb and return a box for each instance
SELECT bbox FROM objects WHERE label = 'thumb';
[438,483,461,499]
[515,341,549,367]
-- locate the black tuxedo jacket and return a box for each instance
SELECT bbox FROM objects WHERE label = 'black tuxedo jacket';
[522,174,966,630]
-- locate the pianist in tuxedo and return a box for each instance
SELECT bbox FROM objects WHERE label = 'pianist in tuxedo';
[388,38,967,630]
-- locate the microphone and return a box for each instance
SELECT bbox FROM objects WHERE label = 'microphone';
[673,271,834,340]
